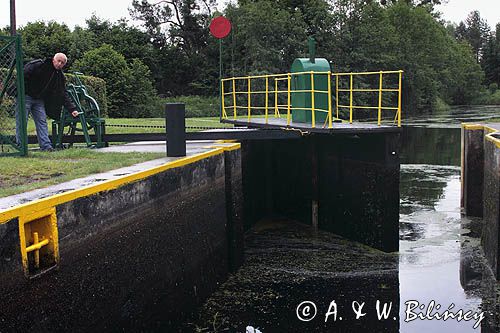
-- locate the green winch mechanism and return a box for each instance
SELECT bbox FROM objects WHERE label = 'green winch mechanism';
[51,72,106,148]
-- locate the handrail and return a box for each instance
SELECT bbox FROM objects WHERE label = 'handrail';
[221,70,403,128]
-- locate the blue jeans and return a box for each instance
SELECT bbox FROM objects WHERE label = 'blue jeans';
[16,95,52,150]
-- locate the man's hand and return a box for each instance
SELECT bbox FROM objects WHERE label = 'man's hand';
[71,110,79,117]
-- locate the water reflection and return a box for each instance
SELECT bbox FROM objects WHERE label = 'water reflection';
[403,105,500,128]
[400,127,461,166]
[190,164,494,332]
[399,165,484,332]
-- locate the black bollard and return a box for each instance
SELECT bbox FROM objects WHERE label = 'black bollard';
[165,103,186,157]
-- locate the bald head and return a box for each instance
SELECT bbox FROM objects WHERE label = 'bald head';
[52,53,67,70]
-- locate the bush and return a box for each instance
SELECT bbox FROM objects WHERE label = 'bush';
[73,44,130,117]
[73,44,159,118]
[433,96,451,112]
[489,83,498,94]
[471,90,500,105]
[123,58,159,118]
[157,95,220,118]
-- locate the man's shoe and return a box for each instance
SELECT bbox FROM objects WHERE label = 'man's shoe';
[40,147,55,152]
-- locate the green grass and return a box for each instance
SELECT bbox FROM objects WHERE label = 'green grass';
[0,148,164,198]
[5,116,235,198]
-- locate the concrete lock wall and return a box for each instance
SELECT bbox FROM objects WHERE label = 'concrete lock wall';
[462,124,500,279]
[0,146,243,331]
[461,126,485,217]
[481,133,500,278]
[0,131,401,330]
[241,133,400,252]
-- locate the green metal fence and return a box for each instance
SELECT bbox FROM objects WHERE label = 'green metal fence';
[0,35,27,156]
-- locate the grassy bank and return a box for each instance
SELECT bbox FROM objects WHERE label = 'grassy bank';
[5,116,231,198]
[0,149,164,198]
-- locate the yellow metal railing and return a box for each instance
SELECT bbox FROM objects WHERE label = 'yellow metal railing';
[221,70,403,128]
[332,70,403,127]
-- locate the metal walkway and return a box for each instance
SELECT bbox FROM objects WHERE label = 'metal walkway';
[222,117,402,134]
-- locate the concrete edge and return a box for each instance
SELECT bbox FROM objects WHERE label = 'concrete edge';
[0,143,241,224]
[462,123,500,149]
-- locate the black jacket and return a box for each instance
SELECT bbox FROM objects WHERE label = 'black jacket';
[24,58,76,120]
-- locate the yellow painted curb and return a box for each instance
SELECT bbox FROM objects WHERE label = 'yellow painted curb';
[462,124,485,130]
[486,134,500,149]
[462,123,500,149]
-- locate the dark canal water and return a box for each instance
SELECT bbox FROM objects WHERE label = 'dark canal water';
[398,106,499,332]
[187,106,500,332]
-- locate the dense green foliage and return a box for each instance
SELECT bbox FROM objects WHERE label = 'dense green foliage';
[160,95,220,118]
[7,0,500,118]
[73,44,158,117]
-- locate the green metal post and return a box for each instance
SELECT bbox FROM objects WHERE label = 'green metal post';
[308,37,316,64]
[15,35,27,156]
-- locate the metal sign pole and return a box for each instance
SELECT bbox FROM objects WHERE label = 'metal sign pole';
[10,0,16,36]
[219,38,222,122]
[209,16,232,122]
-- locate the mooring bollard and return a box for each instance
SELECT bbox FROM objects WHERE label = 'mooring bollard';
[165,103,186,157]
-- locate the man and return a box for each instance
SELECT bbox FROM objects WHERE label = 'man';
[16,52,79,151]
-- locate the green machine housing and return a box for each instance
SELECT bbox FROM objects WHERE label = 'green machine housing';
[291,57,331,124]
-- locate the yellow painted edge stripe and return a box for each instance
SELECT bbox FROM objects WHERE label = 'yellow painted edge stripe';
[0,143,241,224]
[463,122,500,148]
[462,123,486,130]
[215,139,238,144]
[484,126,498,133]
[486,133,500,149]
[206,142,241,151]
[462,123,499,133]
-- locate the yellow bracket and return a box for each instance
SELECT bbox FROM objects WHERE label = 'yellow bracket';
[18,207,59,277]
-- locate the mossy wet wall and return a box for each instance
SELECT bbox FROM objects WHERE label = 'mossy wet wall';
[0,151,244,331]
[481,135,500,278]
[461,128,484,217]
[241,133,400,252]
[462,125,500,280]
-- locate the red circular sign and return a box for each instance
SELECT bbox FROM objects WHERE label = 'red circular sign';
[209,16,232,39]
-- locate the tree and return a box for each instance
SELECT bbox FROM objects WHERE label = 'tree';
[68,26,97,66]
[129,0,217,95]
[129,0,215,49]
[382,1,482,110]
[85,15,158,72]
[481,31,499,86]
[125,58,159,117]
[73,44,130,117]
[454,21,467,40]
[18,21,72,61]
[380,0,445,7]
[459,10,490,62]
[224,0,308,76]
